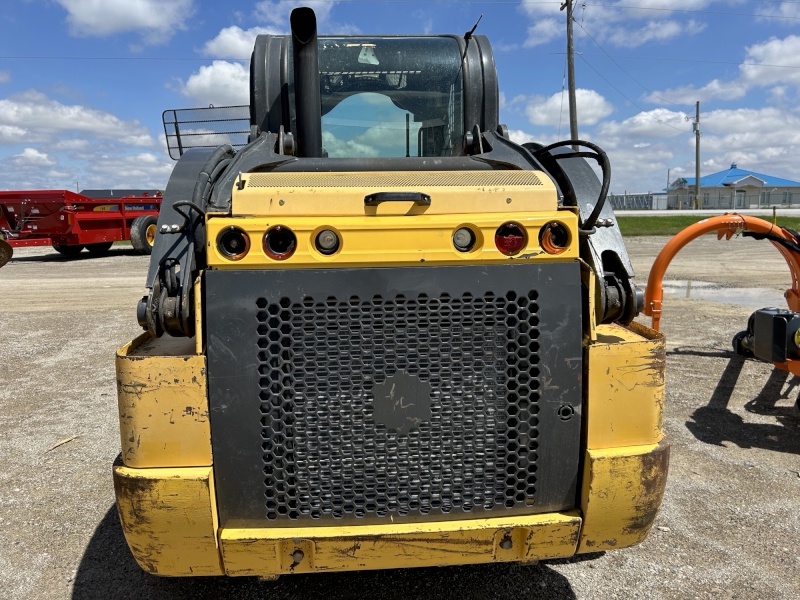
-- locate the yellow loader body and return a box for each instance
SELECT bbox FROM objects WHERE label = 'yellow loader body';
[113,173,668,577]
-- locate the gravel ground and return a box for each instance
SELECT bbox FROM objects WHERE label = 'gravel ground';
[0,237,798,600]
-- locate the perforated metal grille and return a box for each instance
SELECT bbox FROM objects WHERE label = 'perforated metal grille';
[245,171,543,189]
[256,291,540,521]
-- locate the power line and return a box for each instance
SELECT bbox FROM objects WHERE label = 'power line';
[266,0,800,14]
[0,55,220,61]
[576,52,692,132]
[558,52,567,138]
[2,52,799,72]
[574,21,681,105]
[271,0,800,5]
[589,3,800,20]
[495,51,800,70]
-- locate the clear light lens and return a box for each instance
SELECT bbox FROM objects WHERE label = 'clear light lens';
[315,229,340,255]
[317,229,339,250]
[453,227,476,252]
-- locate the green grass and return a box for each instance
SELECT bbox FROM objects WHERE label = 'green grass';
[616,215,800,236]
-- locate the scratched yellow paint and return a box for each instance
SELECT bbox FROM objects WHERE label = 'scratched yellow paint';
[116,334,212,468]
[586,322,666,449]
[577,438,670,553]
[219,512,582,577]
[232,170,557,217]
[113,459,224,576]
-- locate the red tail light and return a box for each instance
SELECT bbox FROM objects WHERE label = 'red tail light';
[264,226,297,260]
[495,222,527,256]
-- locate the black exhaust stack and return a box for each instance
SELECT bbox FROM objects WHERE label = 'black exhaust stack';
[290,7,323,158]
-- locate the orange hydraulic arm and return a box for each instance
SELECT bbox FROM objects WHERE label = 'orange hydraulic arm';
[643,213,800,333]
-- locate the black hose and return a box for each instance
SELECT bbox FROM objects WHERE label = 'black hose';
[532,139,611,232]
[743,229,800,256]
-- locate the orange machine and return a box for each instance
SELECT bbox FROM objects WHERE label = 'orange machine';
[643,212,800,375]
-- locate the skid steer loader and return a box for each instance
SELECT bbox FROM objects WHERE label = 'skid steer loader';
[113,7,668,578]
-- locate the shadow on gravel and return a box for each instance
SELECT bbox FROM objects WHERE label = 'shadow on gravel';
[73,507,580,600]
[9,248,140,263]
[686,354,800,455]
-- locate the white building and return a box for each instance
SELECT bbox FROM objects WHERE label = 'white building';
[667,163,800,209]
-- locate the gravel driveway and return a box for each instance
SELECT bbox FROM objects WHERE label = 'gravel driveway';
[0,237,798,600]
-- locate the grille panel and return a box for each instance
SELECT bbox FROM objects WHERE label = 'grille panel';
[256,291,540,521]
[206,264,583,527]
[245,170,543,188]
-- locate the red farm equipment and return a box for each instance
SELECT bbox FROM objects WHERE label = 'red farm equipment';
[0,189,162,267]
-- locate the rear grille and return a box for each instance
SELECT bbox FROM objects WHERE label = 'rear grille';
[245,170,543,188]
[206,264,583,526]
[256,291,540,521]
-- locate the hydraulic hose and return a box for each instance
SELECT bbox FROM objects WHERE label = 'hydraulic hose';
[532,140,611,233]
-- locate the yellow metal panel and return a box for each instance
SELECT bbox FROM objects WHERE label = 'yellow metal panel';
[586,321,665,449]
[116,335,212,468]
[233,170,557,217]
[577,438,670,553]
[113,459,224,576]
[194,276,203,355]
[220,512,581,577]
[206,212,578,269]
[579,259,598,342]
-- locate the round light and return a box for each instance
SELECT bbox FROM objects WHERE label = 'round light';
[264,226,297,260]
[315,229,340,255]
[217,226,250,261]
[539,221,570,255]
[453,227,476,252]
[495,222,527,256]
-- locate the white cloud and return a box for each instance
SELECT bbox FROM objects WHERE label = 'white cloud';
[85,152,174,187]
[508,129,561,146]
[53,139,91,150]
[0,125,28,145]
[253,0,358,34]
[509,102,800,193]
[0,72,9,84]
[54,0,194,43]
[523,19,562,47]
[606,19,705,48]
[11,148,56,167]
[740,35,800,88]
[255,0,336,28]
[322,131,379,158]
[519,0,709,49]
[755,1,800,22]
[525,89,614,126]
[595,108,689,138]
[646,34,800,106]
[644,79,746,104]
[202,25,281,59]
[0,90,154,146]
[179,61,250,106]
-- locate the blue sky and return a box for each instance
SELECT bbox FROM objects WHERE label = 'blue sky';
[0,0,799,193]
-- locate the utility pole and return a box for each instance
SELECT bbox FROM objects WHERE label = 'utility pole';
[667,168,670,209]
[562,0,579,148]
[693,101,701,209]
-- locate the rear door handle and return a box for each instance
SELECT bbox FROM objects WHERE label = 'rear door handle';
[364,192,431,207]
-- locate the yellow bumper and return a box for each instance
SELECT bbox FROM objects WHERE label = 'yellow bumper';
[113,437,668,577]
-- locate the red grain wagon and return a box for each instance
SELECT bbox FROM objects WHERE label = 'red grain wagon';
[0,189,162,263]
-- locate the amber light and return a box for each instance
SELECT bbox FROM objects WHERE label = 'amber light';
[217,226,250,261]
[264,226,297,260]
[495,222,527,256]
[539,222,570,255]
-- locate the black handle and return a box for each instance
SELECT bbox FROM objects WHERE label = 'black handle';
[364,192,431,207]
